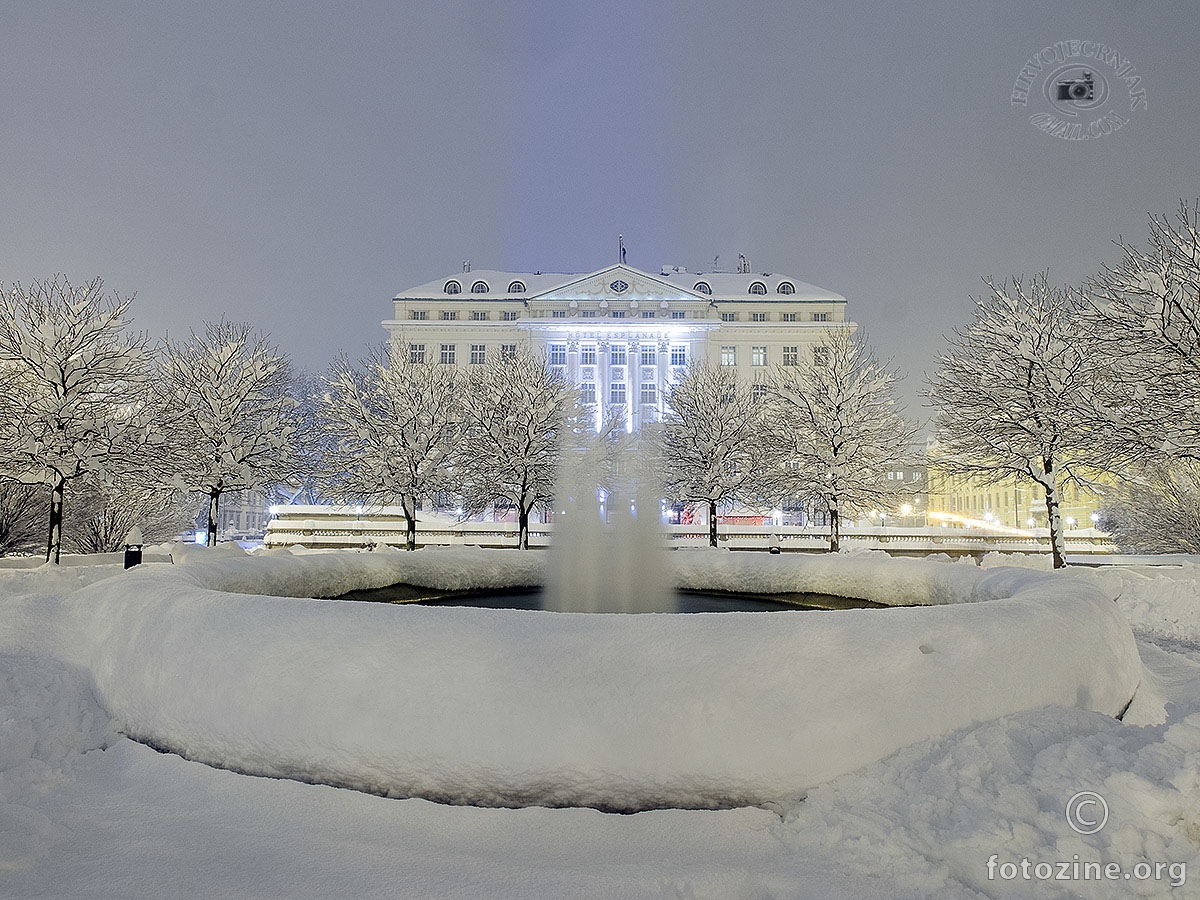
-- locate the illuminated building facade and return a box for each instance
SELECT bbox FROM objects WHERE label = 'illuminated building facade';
[384,263,852,431]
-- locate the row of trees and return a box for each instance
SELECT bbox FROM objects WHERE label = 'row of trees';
[0,277,301,562]
[926,199,1200,565]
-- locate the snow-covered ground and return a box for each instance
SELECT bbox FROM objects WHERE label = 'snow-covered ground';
[2,546,1198,898]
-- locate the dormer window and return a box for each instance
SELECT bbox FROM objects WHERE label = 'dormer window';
[471,281,490,294]
[693,281,712,295]
[749,282,767,295]
[777,282,795,295]
[444,280,461,294]
[507,281,526,293]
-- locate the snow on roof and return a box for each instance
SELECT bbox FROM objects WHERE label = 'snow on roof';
[394,265,846,303]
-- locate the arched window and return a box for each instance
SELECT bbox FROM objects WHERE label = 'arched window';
[471,281,490,294]
[777,281,795,295]
[507,280,526,293]
[444,280,461,295]
[749,282,767,295]
[693,281,712,295]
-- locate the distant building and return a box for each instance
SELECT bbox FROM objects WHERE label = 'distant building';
[925,463,1107,531]
[384,262,853,431]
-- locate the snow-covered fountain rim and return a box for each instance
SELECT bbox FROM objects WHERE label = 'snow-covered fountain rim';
[43,546,1143,812]
[164,543,1037,609]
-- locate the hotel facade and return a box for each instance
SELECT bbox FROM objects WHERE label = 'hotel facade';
[384,262,853,431]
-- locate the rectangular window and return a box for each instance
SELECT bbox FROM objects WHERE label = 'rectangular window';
[813,312,831,322]
[640,382,657,404]
[610,382,627,404]
[551,310,568,319]
[640,346,656,366]
[580,345,597,366]
[409,343,425,363]
[441,310,458,321]
[610,344,627,366]
[671,311,686,319]
[782,312,797,322]
[751,346,767,366]
[721,346,736,366]
[782,346,799,366]
[641,310,655,319]
[670,345,686,366]
[440,344,456,365]
[751,383,768,403]
[751,313,767,322]
[470,344,486,365]
[580,383,596,404]
[501,311,519,321]
[410,310,428,321]
[500,343,517,360]
[610,310,626,319]
[720,313,736,322]
[470,311,489,321]
[581,310,597,318]
[549,344,567,366]
[814,346,830,366]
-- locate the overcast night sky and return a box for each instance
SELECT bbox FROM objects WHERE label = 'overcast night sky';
[2,0,1197,420]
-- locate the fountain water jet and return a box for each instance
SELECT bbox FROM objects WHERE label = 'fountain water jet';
[544,437,674,613]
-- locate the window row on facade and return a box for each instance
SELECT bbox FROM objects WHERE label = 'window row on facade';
[406,340,828,369]
[442,279,803,296]
[409,308,837,322]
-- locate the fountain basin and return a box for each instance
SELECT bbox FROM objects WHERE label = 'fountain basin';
[37,548,1142,812]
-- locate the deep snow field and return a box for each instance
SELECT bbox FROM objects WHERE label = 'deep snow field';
[1,545,1198,899]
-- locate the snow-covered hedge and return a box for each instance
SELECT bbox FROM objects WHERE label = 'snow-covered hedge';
[12,547,1139,812]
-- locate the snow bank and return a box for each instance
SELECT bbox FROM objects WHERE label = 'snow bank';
[780,703,1200,899]
[21,548,1141,812]
[0,651,117,871]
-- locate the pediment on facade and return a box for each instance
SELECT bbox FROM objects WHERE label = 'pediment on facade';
[530,265,709,303]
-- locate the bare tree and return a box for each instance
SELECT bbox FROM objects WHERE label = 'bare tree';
[0,276,149,562]
[0,480,43,556]
[1086,199,1200,463]
[318,344,462,550]
[458,348,580,549]
[925,276,1097,568]
[1097,460,1200,554]
[64,479,200,553]
[771,327,917,552]
[157,321,298,546]
[662,363,775,547]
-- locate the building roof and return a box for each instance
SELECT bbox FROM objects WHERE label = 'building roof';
[394,264,846,303]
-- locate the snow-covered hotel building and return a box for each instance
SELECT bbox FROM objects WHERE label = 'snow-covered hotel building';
[384,263,852,431]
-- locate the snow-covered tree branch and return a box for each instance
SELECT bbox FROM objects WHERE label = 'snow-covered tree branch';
[662,363,775,547]
[1086,198,1200,463]
[925,275,1098,568]
[156,321,298,546]
[1097,460,1200,554]
[769,326,917,552]
[458,348,580,549]
[318,344,462,550]
[0,276,150,562]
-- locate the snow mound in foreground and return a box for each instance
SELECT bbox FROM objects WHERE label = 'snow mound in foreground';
[0,651,117,871]
[26,549,1142,812]
[782,704,1200,899]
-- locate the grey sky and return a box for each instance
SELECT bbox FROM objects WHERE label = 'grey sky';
[2,1,1196,419]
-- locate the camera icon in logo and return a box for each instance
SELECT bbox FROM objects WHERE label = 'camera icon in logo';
[1056,71,1095,102]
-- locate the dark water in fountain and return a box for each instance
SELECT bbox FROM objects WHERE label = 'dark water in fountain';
[330,585,883,613]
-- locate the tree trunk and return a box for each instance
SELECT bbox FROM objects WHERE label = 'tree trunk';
[518,504,530,550]
[828,505,840,553]
[207,489,220,547]
[708,499,718,548]
[1042,457,1067,569]
[403,495,417,550]
[45,476,65,564]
